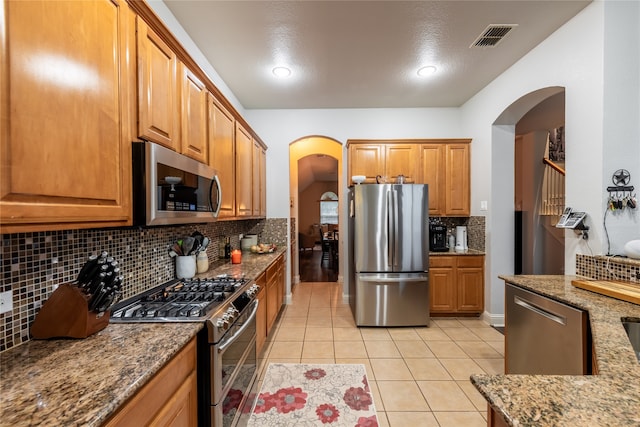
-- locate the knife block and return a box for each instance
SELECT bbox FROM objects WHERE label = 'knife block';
[31,283,110,339]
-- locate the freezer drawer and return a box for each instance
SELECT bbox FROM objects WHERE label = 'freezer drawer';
[355,273,429,327]
[505,283,589,375]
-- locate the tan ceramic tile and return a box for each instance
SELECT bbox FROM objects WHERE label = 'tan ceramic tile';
[426,340,468,358]
[360,328,393,341]
[456,380,488,411]
[332,306,353,317]
[301,341,334,358]
[377,381,430,411]
[376,411,390,427]
[456,318,491,328]
[274,326,306,341]
[300,358,335,364]
[304,326,333,341]
[388,328,421,341]
[404,358,452,380]
[268,341,303,358]
[486,340,505,356]
[333,327,362,341]
[308,307,333,318]
[277,316,307,328]
[439,358,485,380]
[395,340,435,358]
[417,381,476,411]
[443,327,482,341]
[306,316,330,327]
[386,412,439,427]
[457,341,503,359]
[468,327,505,341]
[365,340,401,358]
[431,318,466,328]
[474,358,505,375]
[368,380,384,412]
[415,327,452,341]
[335,359,375,380]
[334,340,368,358]
[369,359,413,380]
[282,306,309,317]
[332,315,356,328]
[433,411,486,427]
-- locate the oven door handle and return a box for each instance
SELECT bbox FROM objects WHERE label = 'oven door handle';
[218,300,259,353]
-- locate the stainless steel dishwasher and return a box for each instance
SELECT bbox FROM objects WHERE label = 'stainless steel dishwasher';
[505,283,590,375]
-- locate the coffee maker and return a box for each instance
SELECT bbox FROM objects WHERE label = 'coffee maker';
[429,223,448,252]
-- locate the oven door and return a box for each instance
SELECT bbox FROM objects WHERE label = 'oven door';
[211,300,258,427]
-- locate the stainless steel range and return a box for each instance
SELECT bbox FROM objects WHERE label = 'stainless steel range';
[110,275,260,427]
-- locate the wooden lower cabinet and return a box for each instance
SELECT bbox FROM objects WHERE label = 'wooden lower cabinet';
[265,255,285,335]
[255,272,267,356]
[104,338,197,427]
[487,406,509,427]
[430,256,484,315]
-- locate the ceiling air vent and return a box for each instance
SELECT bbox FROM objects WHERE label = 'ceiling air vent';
[471,24,518,48]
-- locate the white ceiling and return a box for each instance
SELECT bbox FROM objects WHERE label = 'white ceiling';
[163,0,590,109]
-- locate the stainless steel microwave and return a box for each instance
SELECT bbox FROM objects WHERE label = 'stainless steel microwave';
[132,141,221,226]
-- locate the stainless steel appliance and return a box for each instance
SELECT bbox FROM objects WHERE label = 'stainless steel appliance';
[110,276,260,427]
[349,184,430,326]
[132,141,221,226]
[429,223,448,252]
[505,283,590,375]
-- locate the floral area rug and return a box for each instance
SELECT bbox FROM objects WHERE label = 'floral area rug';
[248,363,378,427]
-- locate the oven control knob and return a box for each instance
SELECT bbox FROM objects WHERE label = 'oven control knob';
[216,318,229,330]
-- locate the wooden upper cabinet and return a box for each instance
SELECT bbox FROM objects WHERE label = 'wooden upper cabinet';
[385,144,418,183]
[180,65,208,163]
[252,140,261,217]
[445,144,470,216]
[420,144,445,216]
[137,17,180,151]
[235,123,253,217]
[260,147,267,217]
[348,144,384,184]
[208,95,236,218]
[0,0,135,232]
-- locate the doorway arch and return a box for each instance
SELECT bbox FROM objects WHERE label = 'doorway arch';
[486,86,565,324]
[289,136,344,293]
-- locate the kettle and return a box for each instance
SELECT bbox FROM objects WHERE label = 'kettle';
[455,226,468,252]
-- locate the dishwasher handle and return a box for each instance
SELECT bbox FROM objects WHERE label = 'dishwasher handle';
[514,295,566,325]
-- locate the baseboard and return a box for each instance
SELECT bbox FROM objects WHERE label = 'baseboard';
[482,311,505,327]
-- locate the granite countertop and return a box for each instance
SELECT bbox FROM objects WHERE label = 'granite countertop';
[0,247,286,427]
[430,248,485,256]
[471,275,640,426]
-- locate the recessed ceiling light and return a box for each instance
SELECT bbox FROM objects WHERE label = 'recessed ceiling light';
[272,66,292,78]
[417,65,437,77]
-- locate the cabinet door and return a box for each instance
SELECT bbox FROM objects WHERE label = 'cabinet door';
[260,147,267,217]
[457,267,484,312]
[252,140,261,216]
[235,123,253,217]
[445,144,470,216]
[385,144,418,183]
[208,95,236,218]
[420,144,445,216]
[256,287,267,356]
[1,0,135,232]
[348,144,384,184]
[137,17,180,151]
[180,66,207,163]
[429,266,456,313]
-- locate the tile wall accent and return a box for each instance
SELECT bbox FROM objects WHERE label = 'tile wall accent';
[430,216,486,252]
[0,218,288,352]
[576,254,640,283]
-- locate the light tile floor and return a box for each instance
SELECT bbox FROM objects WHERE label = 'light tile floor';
[256,282,505,427]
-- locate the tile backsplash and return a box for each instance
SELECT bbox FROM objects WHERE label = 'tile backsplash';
[576,254,640,283]
[430,216,486,251]
[0,218,287,352]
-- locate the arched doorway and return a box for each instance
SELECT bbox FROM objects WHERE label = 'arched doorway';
[289,136,344,292]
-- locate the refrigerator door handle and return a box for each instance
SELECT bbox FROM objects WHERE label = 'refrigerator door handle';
[386,190,393,267]
[392,188,399,268]
[357,274,428,283]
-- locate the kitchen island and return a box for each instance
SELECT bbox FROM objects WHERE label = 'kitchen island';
[472,275,640,426]
[0,248,287,427]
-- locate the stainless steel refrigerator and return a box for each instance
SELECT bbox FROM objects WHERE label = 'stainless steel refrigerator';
[348,184,430,327]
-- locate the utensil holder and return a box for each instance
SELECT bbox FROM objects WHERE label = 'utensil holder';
[31,283,110,339]
[176,255,196,279]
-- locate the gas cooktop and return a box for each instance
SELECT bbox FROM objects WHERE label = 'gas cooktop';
[110,276,253,322]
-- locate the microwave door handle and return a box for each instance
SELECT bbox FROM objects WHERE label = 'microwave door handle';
[209,175,221,217]
[218,300,259,352]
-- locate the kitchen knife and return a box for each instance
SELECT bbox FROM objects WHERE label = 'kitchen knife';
[76,255,99,284]
[88,282,105,311]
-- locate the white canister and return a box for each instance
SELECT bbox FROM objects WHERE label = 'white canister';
[196,251,209,273]
[176,255,196,279]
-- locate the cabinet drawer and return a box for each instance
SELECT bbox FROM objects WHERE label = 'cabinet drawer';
[430,257,454,268]
[457,256,484,268]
